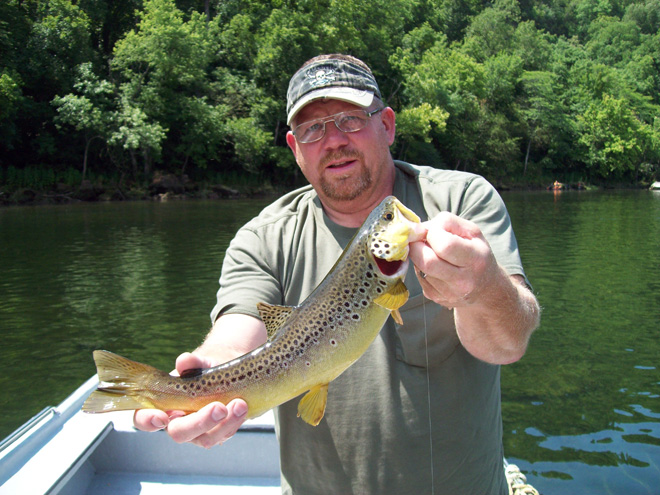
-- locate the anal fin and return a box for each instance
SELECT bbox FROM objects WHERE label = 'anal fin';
[82,390,155,413]
[297,383,329,426]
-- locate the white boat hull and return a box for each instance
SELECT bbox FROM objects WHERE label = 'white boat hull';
[0,376,280,495]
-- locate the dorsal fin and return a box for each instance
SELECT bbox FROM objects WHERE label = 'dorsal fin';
[257,302,294,340]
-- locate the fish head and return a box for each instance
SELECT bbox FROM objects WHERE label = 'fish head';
[366,196,423,276]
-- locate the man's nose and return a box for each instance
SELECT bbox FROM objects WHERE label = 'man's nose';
[322,121,350,147]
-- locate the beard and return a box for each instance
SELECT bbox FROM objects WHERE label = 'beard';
[318,149,373,201]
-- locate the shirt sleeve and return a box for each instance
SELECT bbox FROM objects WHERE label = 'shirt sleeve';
[459,176,528,282]
[210,225,281,324]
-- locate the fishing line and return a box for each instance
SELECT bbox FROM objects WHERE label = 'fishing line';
[422,292,435,494]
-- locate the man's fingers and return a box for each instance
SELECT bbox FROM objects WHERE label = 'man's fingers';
[166,402,227,444]
[429,211,481,240]
[166,399,248,448]
[425,225,482,268]
[134,408,172,432]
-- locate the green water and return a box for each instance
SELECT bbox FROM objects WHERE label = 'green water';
[1,191,658,494]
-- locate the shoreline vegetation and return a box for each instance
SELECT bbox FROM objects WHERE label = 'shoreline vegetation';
[2,0,659,206]
[0,167,652,208]
[0,170,286,206]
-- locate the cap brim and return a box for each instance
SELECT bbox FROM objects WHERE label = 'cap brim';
[287,88,375,125]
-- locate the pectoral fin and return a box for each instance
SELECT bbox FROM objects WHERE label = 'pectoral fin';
[374,279,409,324]
[257,302,295,340]
[297,383,329,426]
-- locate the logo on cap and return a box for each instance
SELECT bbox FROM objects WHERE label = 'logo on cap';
[306,66,338,88]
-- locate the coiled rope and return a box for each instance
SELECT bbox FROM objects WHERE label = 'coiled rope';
[505,462,540,495]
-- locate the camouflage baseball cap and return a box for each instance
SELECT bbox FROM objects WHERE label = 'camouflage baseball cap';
[286,58,381,125]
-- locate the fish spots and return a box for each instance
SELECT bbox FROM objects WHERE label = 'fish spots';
[371,240,392,258]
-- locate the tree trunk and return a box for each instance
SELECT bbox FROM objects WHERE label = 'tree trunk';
[82,135,103,185]
[524,139,531,176]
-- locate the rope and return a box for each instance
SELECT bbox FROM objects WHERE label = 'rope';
[505,463,540,495]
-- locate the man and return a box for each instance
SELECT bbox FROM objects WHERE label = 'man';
[135,54,540,494]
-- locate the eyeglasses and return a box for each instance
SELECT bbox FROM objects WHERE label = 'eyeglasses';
[292,108,384,144]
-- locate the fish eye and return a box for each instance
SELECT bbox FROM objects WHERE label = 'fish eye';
[384,212,394,221]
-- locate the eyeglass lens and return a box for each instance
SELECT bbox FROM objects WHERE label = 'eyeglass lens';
[294,109,381,144]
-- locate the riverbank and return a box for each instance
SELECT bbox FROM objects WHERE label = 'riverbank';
[1,170,654,207]
[0,172,289,207]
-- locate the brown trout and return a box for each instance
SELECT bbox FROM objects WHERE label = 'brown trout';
[83,196,424,425]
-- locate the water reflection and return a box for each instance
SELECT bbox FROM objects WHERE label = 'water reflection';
[0,199,270,440]
[501,190,660,494]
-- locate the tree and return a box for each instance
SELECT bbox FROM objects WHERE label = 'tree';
[623,0,660,35]
[586,16,641,67]
[577,94,657,179]
[462,0,521,61]
[109,94,168,178]
[399,39,487,170]
[110,0,221,176]
[517,70,571,175]
[0,71,23,153]
[24,0,94,99]
[52,63,115,183]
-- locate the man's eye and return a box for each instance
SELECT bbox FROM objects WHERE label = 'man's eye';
[339,115,364,130]
[339,115,358,124]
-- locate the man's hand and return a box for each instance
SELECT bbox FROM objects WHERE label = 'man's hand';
[409,212,540,364]
[408,212,497,309]
[133,352,249,449]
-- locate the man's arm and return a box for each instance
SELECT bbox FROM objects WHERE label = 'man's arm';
[409,212,540,365]
[133,314,268,448]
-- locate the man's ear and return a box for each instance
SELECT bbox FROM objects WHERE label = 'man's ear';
[381,107,396,146]
[286,131,299,161]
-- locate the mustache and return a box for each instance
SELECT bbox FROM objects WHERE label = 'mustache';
[320,149,364,168]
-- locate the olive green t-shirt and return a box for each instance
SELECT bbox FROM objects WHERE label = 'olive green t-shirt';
[212,162,526,495]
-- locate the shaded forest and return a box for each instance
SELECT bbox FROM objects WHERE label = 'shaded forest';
[1,0,659,200]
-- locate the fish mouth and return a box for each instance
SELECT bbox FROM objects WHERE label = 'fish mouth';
[374,257,405,277]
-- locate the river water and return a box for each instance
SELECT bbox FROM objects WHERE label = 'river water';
[1,190,658,494]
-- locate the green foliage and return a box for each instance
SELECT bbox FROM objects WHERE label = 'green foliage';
[1,0,659,187]
[578,94,658,178]
[25,0,94,96]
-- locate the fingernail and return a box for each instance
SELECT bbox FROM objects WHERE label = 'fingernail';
[212,406,227,422]
[233,401,248,418]
[152,418,167,430]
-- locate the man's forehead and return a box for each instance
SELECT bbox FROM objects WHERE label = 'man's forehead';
[293,99,363,124]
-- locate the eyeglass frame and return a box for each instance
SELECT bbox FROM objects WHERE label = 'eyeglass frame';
[291,107,385,144]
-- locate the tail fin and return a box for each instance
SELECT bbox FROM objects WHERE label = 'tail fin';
[82,350,165,413]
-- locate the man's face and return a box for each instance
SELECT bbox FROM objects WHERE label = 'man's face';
[286,99,396,204]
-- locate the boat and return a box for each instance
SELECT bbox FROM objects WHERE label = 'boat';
[0,377,539,495]
[650,181,660,190]
[0,377,280,494]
